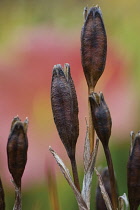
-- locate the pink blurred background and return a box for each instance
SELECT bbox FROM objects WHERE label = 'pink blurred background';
[0,2,139,208]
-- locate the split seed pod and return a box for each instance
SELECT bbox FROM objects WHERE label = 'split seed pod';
[7,116,28,188]
[0,178,5,210]
[81,6,107,90]
[89,92,112,147]
[51,64,79,159]
[127,132,140,210]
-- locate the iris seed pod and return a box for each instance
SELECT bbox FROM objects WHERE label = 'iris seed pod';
[0,178,5,210]
[81,6,107,90]
[7,116,28,188]
[89,92,112,147]
[127,132,140,210]
[51,63,79,159]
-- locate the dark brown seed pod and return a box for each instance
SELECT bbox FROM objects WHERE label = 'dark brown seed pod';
[96,167,118,210]
[0,178,5,210]
[7,116,28,188]
[89,92,112,147]
[81,6,107,90]
[51,63,79,159]
[127,132,140,210]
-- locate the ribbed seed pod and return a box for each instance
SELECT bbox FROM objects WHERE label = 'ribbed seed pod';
[7,116,28,188]
[89,92,112,147]
[89,92,118,209]
[51,63,79,159]
[0,178,5,210]
[127,132,140,210]
[81,6,107,90]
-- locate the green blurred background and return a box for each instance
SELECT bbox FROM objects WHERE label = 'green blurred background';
[0,0,140,209]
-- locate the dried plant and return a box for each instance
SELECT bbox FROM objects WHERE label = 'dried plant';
[89,92,118,209]
[0,4,140,210]
[7,116,28,210]
[50,5,132,210]
[51,63,80,191]
[81,6,107,91]
[81,6,107,152]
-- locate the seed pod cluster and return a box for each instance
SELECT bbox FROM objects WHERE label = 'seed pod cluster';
[81,6,107,90]
[0,178,5,210]
[127,132,140,210]
[7,116,28,188]
[51,63,79,159]
[89,92,112,147]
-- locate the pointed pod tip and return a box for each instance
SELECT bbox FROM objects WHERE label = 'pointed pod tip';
[99,92,105,103]
[13,115,21,121]
[52,63,71,81]
[52,64,64,77]
[23,117,29,133]
[130,131,135,138]
[87,5,102,19]
[25,117,29,122]
[64,63,71,81]
[11,117,29,134]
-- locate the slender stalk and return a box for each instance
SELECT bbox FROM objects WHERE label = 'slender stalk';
[103,145,118,210]
[88,88,95,153]
[70,155,81,192]
[13,187,22,210]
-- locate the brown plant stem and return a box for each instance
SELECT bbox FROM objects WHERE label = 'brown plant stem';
[88,88,95,154]
[70,155,81,192]
[103,145,118,210]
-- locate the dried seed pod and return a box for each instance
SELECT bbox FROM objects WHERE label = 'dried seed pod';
[89,92,112,147]
[81,6,107,90]
[7,116,28,188]
[127,132,140,210]
[96,167,118,210]
[51,63,79,159]
[0,178,5,210]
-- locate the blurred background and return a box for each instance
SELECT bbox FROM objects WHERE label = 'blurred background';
[0,0,140,209]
